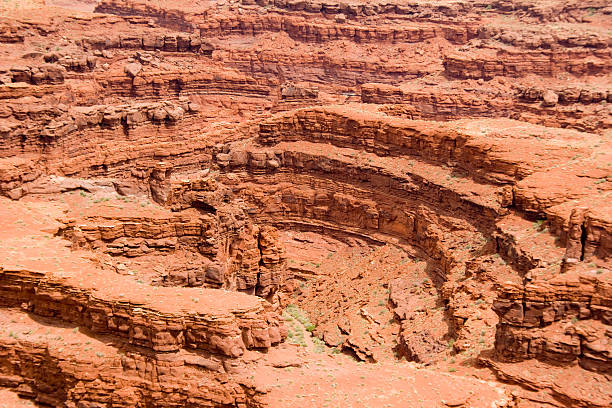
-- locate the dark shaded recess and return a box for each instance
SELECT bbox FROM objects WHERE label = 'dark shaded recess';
[192,200,216,215]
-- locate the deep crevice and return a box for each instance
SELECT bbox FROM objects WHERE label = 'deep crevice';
[579,223,587,261]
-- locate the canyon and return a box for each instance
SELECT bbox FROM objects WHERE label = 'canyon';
[0,0,610,407]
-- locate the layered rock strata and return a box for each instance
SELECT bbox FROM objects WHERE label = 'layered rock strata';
[0,1,610,407]
[361,81,612,133]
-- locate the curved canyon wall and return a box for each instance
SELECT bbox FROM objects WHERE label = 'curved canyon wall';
[0,0,610,407]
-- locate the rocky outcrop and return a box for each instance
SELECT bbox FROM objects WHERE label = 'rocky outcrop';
[256,107,611,262]
[0,99,195,141]
[96,69,271,98]
[0,308,273,407]
[255,225,287,297]
[81,32,213,54]
[0,266,285,356]
[444,47,611,79]
[0,181,287,406]
[0,82,62,100]
[0,100,202,195]
[0,157,41,200]
[55,174,289,297]
[199,14,477,44]
[208,105,609,372]
[212,119,512,360]
[257,106,592,184]
[478,24,612,49]
[0,19,24,43]
[2,64,66,85]
[214,44,434,89]
[216,141,507,219]
[493,266,611,373]
[362,82,612,133]
[43,52,97,73]
[242,0,610,23]
[516,84,612,104]
[94,0,198,31]
[238,0,479,19]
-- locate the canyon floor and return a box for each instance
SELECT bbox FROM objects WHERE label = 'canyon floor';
[0,0,610,407]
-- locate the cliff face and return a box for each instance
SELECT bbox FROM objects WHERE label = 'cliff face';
[0,0,610,407]
[493,267,611,373]
[0,196,286,407]
[361,82,612,133]
[0,309,271,408]
[210,106,610,376]
[443,48,611,79]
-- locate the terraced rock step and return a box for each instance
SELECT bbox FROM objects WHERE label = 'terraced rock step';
[198,15,477,44]
[0,309,266,407]
[56,190,287,295]
[96,68,271,99]
[495,214,566,272]
[361,81,612,133]
[258,105,599,185]
[444,47,611,79]
[0,197,286,357]
[0,267,285,355]
[255,106,611,262]
[217,140,508,217]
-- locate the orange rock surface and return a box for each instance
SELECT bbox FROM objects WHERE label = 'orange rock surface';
[0,0,610,407]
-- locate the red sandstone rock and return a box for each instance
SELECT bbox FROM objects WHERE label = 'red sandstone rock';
[0,1,610,407]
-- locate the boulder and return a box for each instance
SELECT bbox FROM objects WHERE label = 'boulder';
[124,62,143,78]
[542,90,559,107]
